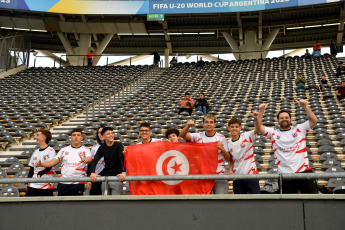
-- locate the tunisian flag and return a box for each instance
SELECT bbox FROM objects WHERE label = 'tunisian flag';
[126,142,218,195]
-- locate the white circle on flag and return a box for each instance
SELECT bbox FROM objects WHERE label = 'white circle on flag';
[156,150,190,185]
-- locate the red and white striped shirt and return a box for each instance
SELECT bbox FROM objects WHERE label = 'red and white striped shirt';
[190,132,229,174]
[263,121,311,174]
[29,147,56,189]
[55,145,91,184]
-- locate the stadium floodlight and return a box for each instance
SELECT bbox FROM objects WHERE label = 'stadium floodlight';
[168,33,183,35]
[133,33,148,35]
[183,33,198,35]
[323,23,340,26]
[149,33,165,35]
[0,27,13,30]
[14,28,30,31]
[199,32,215,35]
[31,29,47,32]
[286,27,304,30]
[118,33,133,35]
[304,25,322,28]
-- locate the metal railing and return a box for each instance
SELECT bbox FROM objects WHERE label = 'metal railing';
[2,173,345,194]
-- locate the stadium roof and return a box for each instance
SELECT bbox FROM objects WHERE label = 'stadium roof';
[0,1,344,55]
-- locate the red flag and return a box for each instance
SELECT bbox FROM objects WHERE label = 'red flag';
[126,142,219,195]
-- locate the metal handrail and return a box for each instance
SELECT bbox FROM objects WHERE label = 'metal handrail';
[2,172,345,184]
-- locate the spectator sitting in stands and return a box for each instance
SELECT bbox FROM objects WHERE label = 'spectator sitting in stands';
[294,73,307,91]
[336,81,345,101]
[196,57,205,67]
[195,93,209,115]
[312,41,321,56]
[320,75,328,91]
[36,128,92,196]
[165,128,180,142]
[178,92,194,115]
[336,62,345,77]
[330,40,337,57]
[170,57,177,67]
[305,49,311,59]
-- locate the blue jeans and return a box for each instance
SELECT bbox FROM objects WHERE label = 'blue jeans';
[196,106,207,115]
[294,85,307,91]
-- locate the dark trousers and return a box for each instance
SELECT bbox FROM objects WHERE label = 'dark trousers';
[178,108,193,115]
[57,183,84,196]
[90,182,102,195]
[282,170,318,194]
[88,58,93,66]
[337,95,345,101]
[25,187,54,196]
[233,179,261,194]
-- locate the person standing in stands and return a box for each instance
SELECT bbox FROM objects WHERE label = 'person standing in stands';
[178,92,194,115]
[87,50,94,66]
[195,93,209,116]
[180,114,230,194]
[26,130,55,196]
[294,73,307,91]
[336,81,345,101]
[86,126,105,195]
[36,128,92,196]
[336,62,345,77]
[330,40,337,57]
[305,49,311,60]
[256,100,318,194]
[217,117,260,194]
[90,127,126,195]
[196,57,205,67]
[313,41,321,56]
[152,51,160,67]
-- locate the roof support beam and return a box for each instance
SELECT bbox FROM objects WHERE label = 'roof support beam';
[162,20,172,54]
[337,3,345,45]
[236,12,244,45]
[258,11,263,45]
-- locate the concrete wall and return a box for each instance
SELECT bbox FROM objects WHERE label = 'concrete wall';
[0,195,344,230]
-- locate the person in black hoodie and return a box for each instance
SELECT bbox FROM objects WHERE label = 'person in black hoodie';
[195,93,209,115]
[90,127,126,195]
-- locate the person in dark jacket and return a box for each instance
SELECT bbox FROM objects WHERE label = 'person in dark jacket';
[195,93,209,115]
[330,40,337,57]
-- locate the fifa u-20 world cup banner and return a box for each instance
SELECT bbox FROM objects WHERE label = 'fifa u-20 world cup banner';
[0,0,343,15]
[126,142,219,195]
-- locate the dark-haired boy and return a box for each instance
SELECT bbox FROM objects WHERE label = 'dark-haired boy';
[165,128,180,142]
[90,127,126,195]
[26,130,56,196]
[255,100,318,194]
[36,128,92,196]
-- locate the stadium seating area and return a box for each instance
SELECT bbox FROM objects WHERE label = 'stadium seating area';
[1,54,345,196]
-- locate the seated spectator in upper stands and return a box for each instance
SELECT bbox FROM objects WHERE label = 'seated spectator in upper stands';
[294,73,307,91]
[170,57,177,67]
[90,127,126,195]
[305,49,311,59]
[330,40,337,57]
[336,62,345,77]
[165,128,180,142]
[257,100,318,194]
[195,93,209,116]
[312,41,321,56]
[336,81,345,101]
[26,130,55,197]
[178,92,194,115]
[87,126,105,195]
[217,117,260,194]
[137,122,162,144]
[36,128,92,196]
[87,50,94,66]
[320,75,328,91]
[180,114,230,194]
[196,57,205,67]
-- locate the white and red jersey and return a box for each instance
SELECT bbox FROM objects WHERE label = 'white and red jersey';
[55,145,91,184]
[28,147,56,189]
[190,132,229,174]
[136,138,162,145]
[90,143,105,175]
[227,130,258,175]
[263,121,311,174]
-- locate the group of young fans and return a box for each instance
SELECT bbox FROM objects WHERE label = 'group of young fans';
[25,98,318,196]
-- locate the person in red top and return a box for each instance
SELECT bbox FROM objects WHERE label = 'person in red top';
[336,81,345,101]
[178,92,194,115]
[86,50,94,66]
[313,41,321,56]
